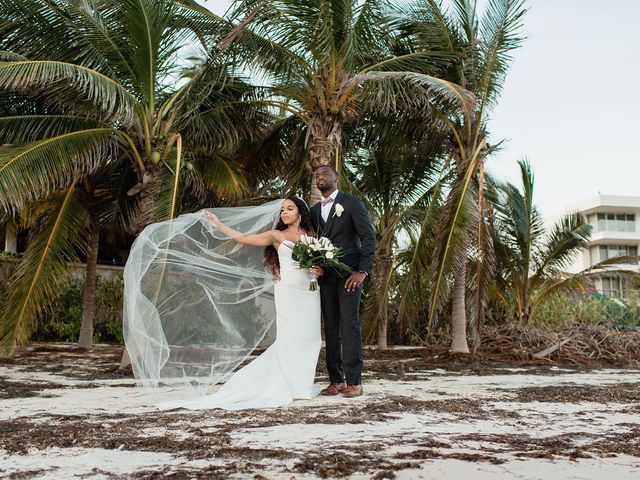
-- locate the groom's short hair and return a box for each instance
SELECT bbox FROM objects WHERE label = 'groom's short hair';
[315,165,338,175]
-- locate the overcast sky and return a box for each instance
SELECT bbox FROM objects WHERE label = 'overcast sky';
[200,0,640,217]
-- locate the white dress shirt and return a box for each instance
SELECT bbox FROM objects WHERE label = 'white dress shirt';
[320,190,339,222]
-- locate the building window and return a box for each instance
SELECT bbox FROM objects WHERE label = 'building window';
[598,244,639,263]
[596,213,635,232]
[601,276,625,297]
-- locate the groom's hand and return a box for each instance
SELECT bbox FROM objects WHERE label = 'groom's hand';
[345,271,366,292]
[310,266,324,277]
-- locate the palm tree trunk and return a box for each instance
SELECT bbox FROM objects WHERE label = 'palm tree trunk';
[522,292,531,325]
[4,220,17,254]
[450,261,470,354]
[78,223,99,349]
[307,114,342,204]
[377,319,388,350]
[375,247,393,350]
[130,170,157,234]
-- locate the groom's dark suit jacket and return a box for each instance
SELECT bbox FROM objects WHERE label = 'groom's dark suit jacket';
[310,191,376,278]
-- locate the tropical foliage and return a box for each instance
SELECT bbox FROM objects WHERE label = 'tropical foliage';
[3,0,626,357]
[0,0,265,352]
[210,0,473,201]
[491,160,591,324]
[396,0,528,352]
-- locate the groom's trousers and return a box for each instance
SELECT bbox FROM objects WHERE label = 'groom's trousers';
[320,274,364,385]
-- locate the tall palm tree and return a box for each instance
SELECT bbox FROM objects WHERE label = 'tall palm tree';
[402,0,527,352]
[348,113,448,348]
[183,0,473,202]
[0,0,265,354]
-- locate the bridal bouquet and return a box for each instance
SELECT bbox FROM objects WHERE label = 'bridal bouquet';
[290,235,351,290]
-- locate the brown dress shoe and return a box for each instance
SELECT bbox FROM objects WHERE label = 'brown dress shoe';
[321,383,346,396]
[342,384,363,397]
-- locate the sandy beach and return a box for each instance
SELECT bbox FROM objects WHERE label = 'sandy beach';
[1,343,638,479]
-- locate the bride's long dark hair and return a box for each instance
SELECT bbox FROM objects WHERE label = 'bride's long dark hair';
[263,196,314,275]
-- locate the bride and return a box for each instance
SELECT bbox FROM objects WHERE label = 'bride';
[155,197,323,410]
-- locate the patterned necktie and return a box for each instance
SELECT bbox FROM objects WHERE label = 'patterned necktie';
[321,197,334,206]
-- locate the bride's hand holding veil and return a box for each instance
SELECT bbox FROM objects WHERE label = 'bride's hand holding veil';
[204,211,280,247]
[204,211,223,229]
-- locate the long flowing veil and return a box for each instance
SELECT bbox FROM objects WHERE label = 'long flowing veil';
[123,199,282,391]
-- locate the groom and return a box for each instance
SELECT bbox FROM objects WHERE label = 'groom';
[310,165,376,398]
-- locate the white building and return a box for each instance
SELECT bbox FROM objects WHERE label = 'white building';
[566,195,640,296]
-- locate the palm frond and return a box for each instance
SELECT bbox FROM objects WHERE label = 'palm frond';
[91,159,140,238]
[0,50,27,61]
[476,0,527,108]
[0,186,89,354]
[0,61,138,124]
[0,128,116,209]
[349,70,474,116]
[409,0,462,54]
[396,179,446,330]
[530,212,592,284]
[121,0,186,107]
[350,0,387,68]
[452,0,478,45]
[58,0,136,80]
[494,158,545,278]
[0,0,83,62]
[428,144,483,326]
[174,63,271,153]
[176,0,312,82]
[197,152,248,199]
[0,114,108,144]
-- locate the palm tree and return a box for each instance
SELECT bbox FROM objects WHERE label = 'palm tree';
[184,0,473,202]
[492,159,593,323]
[76,166,137,349]
[348,113,448,348]
[402,0,527,352]
[0,0,265,354]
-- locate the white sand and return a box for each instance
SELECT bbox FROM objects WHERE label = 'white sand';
[1,360,639,478]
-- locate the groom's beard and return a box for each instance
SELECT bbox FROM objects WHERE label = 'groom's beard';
[317,184,335,195]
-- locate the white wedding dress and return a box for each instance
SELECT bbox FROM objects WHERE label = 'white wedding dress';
[158,240,322,410]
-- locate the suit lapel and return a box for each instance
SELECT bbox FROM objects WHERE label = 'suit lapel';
[323,192,343,237]
[312,202,324,234]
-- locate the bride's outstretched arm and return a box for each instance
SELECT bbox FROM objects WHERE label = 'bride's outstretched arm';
[204,211,279,247]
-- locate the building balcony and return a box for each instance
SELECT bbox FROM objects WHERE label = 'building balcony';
[587,230,640,244]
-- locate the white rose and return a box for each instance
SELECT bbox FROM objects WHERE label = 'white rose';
[325,251,334,259]
[334,203,344,217]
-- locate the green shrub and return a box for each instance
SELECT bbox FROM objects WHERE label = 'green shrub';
[518,292,640,327]
[94,276,125,343]
[32,275,124,344]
